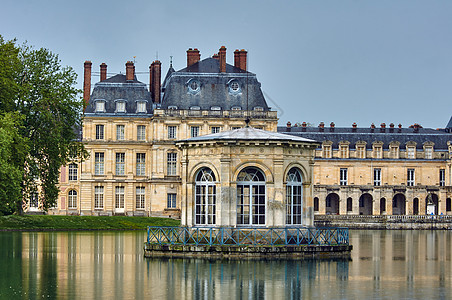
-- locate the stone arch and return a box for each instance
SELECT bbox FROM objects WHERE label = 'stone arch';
[425,193,439,215]
[359,193,373,215]
[188,162,220,184]
[284,162,310,184]
[392,193,406,215]
[346,197,353,212]
[232,161,273,183]
[326,193,340,215]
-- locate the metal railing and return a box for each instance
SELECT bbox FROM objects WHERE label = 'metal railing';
[146,226,349,247]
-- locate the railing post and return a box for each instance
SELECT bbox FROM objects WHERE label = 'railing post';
[147,226,150,244]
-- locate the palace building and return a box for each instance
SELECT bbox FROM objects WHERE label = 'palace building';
[53,46,318,227]
[46,46,452,220]
[279,121,452,216]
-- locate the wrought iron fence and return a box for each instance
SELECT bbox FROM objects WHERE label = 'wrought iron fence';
[146,226,349,247]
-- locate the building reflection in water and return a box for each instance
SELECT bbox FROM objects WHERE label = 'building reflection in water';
[0,230,451,299]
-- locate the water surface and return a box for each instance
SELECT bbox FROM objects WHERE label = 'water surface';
[0,230,451,299]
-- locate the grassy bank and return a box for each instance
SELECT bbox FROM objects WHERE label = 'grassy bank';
[0,215,180,231]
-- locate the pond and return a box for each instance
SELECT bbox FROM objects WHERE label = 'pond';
[0,230,450,299]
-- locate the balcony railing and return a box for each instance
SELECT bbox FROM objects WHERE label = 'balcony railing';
[146,226,349,247]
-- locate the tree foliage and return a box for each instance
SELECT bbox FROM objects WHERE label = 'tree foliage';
[0,35,87,214]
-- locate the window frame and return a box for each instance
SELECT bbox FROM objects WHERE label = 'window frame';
[137,125,146,141]
[68,163,78,181]
[407,168,415,186]
[136,153,146,176]
[340,168,348,186]
[136,187,145,209]
[167,152,177,176]
[94,152,104,175]
[167,193,177,209]
[95,124,104,140]
[116,124,125,140]
[116,152,125,176]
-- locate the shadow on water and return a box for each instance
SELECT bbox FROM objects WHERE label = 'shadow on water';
[0,230,451,299]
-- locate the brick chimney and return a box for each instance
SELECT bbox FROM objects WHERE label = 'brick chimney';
[212,53,219,60]
[100,63,107,82]
[380,123,386,133]
[234,49,247,71]
[219,46,226,73]
[319,122,325,132]
[83,61,92,109]
[126,61,134,81]
[330,122,335,132]
[187,48,201,67]
[352,122,357,132]
[150,60,161,103]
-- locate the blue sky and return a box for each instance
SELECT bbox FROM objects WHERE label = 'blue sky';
[2,0,452,128]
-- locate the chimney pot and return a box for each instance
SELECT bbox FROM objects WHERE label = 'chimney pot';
[398,123,402,128]
[352,122,357,128]
[287,121,291,128]
[302,122,307,128]
[330,122,335,128]
[319,122,325,128]
[389,123,395,128]
[381,123,386,128]
[371,123,376,129]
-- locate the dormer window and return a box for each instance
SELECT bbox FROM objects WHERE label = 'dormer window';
[168,106,178,110]
[190,106,200,110]
[228,79,241,94]
[115,100,126,113]
[187,79,200,94]
[211,106,221,111]
[95,100,105,113]
[253,106,264,111]
[136,101,147,113]
[231,106,241,111]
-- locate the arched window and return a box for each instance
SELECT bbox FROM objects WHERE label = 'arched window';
[195,167,216,225]
[68,190,77,209]
[237,167,266,225]
[286,168,303,225]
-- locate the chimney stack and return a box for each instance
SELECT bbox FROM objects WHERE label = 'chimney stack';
[100,63,107,82]
[212,53,219,60]
[302,122,307,132]
[234,49,248,71]
[219,46,226,73]
[352,122,357,132]
[126,61,134,81]
[329,122,335,132]
[286,121,291,132]
[83,61,92,109]
[150,60,162,103]
[187,48,201,67]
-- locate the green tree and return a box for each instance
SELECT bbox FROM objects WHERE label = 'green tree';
[0,35,87,214]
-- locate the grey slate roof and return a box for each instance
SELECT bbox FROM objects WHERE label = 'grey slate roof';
[85,74,152,116]
[446,116,452,129]
[278,126,452,150]
[181,127,317,143]
[160,58,269,111]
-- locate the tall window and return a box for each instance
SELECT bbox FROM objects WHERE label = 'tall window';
[95,125,104,140]
[340,168,348,186]
[407,147,415,159]
[116,153,125,175]
[136,187,145,209]
[374,168,381,186]
[168,126,177,139]
[191,126,199,138]
[195,167,216,225]
[211,127,221,134]
[237,167,266,226]
[68,163,78,181]
[137,125,146,140]
[68,190,77,209]
[136,153,146,176]
[116,125,125,140]
[286,168,303,225]
[167,193,176,208]
[407,169,415,186]
[390,146,399,159]
[29,193,39,208]
[115,186,125,209]
[425,148,433,159]
[167,152,177,175]
[95,152,104,175]
[440,169,445,187]
[94,186,104,209]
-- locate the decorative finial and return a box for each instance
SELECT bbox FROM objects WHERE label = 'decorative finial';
[170,56,173,68]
